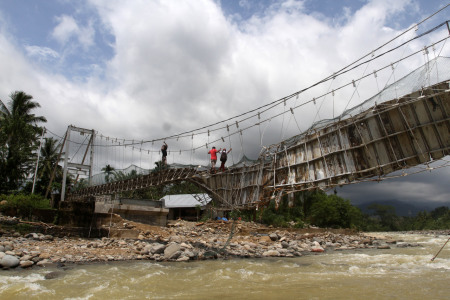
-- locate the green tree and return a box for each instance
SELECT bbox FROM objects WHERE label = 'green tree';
[309,194,363,229]
[35,137,63,196]
[152,160,166,173]
[101,164,115,183]
[431,206,450,229]
[23,137,65,197]
[0,91,47,193]
[72,178,88,192]
[259,190,363,229]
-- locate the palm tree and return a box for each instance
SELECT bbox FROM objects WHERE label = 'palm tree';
[101,164,115,183]
[33,137,63,196]
[152,160,165,173]
[0,91,47,192]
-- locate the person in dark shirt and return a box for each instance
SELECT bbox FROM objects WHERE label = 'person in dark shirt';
[219,148,232,172]
[161,141,168,165]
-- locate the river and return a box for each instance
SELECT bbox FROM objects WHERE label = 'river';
[1,232,449,299]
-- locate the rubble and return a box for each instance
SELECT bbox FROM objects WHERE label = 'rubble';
[0,213,408,270]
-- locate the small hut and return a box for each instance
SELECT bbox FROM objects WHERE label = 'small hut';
[161,194,212,221]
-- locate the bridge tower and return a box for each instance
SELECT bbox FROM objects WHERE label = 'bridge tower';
[61,125,95,201]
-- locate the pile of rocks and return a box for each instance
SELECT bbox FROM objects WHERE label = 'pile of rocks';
[0,218,397,270]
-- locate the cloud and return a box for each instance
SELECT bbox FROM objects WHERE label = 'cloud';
[238,0,251,10]
[25,45,60,61]
[51,14,95,50]
[339,164,450,206]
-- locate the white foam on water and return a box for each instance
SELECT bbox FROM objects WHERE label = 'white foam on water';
[0,273,44,288]
[0,273,45,285]
[0,273,56,298]
[79,282,108,297]
[143,269,166,279]
[426,258,450,270]
[236,268,255,279]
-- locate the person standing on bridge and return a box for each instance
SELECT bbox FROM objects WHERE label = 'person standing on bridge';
[219,148,232,172]
[161,141,168,166]
[208,146,221,173]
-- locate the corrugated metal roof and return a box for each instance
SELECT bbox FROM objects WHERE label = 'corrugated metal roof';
[161,194,212,208]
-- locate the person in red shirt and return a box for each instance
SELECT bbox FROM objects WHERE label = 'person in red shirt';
[208,146,221,172]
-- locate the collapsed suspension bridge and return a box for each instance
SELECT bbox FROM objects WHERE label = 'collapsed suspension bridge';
[58,16,450,210]
[67,70,450,209]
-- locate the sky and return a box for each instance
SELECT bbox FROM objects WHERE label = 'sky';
[0,0,449,209]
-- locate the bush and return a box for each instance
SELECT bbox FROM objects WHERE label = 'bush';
[0,194,52,220]
[260,200,291,227]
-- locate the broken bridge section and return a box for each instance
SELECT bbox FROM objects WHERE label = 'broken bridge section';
[265,81,449,198]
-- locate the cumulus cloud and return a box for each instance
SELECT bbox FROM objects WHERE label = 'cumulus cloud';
[52,14,95,50]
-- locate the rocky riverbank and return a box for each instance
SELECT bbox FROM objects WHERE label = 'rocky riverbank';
[2,213,440,270]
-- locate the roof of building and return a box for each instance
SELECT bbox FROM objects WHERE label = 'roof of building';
[161,194,212,208]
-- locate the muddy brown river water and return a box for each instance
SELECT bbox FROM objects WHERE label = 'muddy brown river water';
[0,232,449,299]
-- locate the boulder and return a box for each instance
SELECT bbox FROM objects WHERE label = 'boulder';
[39,253,51,259]
[45,271,64,279]
[311,247,325,253]
[262,250,280,257]
[20,255,32,261]
[377,245,391,249]
[151,243,166,254]
[176,255,190,262]
[19,260,34,268]
[1,255,20,268]
[36,259,53,267]
[164,243,181,260]
[185,251,195,258]
[259,236,272,243]
[25,233,39,240]
[42,235,54,241]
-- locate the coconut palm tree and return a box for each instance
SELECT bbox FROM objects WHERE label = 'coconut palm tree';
[101,164,115,183]
[0,91,47,193]
[152,160,165,173]
[32,137,63,196]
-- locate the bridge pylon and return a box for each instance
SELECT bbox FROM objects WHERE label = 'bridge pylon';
[61,125,95,202]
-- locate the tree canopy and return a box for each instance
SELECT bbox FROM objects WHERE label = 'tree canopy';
[0,91,47,193]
